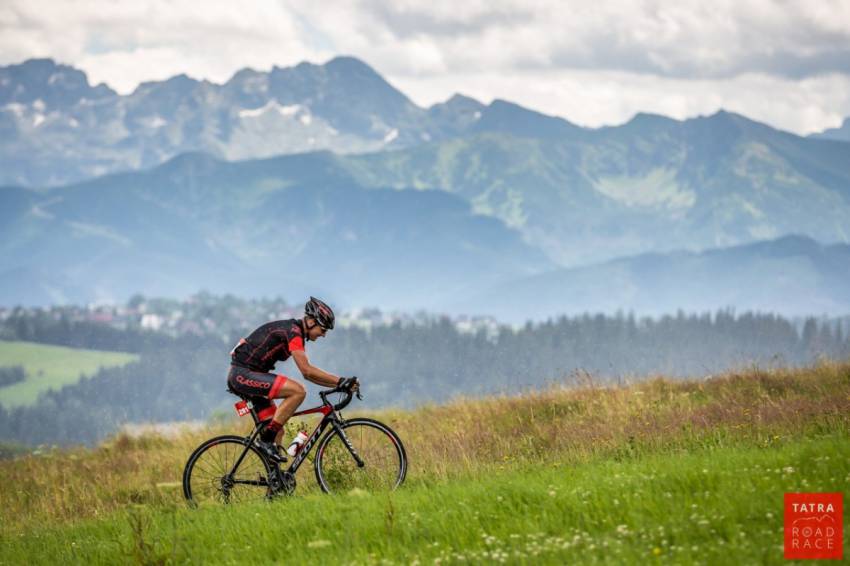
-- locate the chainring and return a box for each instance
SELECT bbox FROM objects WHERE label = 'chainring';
[268,468,296,497]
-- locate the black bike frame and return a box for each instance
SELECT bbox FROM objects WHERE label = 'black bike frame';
[226,389,364,485]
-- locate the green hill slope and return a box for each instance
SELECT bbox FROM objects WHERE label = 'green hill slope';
[0,341,138,408]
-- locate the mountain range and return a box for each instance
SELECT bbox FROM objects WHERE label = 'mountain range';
[1,57,498,187]
[1,56,849,317]
[2,149,849,317]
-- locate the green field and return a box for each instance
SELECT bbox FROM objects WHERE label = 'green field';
[0,361,848,564]
[0,341,138,408]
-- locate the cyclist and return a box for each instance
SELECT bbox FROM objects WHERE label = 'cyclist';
[227,296,356,461]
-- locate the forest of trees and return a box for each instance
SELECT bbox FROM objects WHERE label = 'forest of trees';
[0,366,25,387]
[0,308,848,447]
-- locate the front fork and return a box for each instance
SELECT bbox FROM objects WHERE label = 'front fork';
[332,420,365,468]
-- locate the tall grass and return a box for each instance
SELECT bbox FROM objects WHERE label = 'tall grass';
[0,360,848,536]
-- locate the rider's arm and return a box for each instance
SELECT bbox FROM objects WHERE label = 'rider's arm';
[291,350,340,387]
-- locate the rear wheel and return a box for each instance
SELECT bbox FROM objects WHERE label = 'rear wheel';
[314,418,407,493]
[182,435,273,506]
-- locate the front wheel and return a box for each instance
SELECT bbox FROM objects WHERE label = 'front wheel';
[314,418,407,493]
[182,435,273,506]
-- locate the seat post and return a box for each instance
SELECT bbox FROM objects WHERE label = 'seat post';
[249,405,263,428]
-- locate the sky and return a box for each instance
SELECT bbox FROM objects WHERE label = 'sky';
[2,0,850,135]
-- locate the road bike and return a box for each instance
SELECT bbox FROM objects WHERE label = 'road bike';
[182,380,407,506]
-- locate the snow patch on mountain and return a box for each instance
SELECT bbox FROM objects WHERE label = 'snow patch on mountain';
[238,101,312,122]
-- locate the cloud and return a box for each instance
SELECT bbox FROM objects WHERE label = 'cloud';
[294,0,850,79]
[0,0,329,92]
[1,0,849,134]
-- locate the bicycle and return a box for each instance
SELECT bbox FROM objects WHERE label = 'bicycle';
[182,379,407,506]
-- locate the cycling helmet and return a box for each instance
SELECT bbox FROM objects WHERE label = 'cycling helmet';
[305,296,335,330]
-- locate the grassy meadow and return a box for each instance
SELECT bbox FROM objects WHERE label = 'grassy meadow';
[0,341,139,408]
[0,361,848,564]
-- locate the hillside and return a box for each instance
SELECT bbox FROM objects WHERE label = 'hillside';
[347,112,850,265]
[3,144,850,311]
[0,152,549,308]
[0,361,848,563]
[0,341,138,408]
[461,235,850,321]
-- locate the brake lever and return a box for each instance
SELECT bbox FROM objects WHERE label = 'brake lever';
[355,389,362,401]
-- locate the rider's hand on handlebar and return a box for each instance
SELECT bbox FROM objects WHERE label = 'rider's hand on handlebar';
[338,376,359,392]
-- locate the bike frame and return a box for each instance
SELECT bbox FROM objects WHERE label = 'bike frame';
[226,389,364,488]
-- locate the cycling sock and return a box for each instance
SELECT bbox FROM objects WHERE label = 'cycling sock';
[260,419,283,443]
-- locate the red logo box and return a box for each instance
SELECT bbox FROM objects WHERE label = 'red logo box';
[784,492,843,560]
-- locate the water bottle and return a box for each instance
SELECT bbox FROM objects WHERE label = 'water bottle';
[286,431,309,457]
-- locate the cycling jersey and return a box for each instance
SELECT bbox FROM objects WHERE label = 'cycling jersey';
[230,319,306,373]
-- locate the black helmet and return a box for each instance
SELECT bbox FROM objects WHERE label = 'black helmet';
[305,296,335,330]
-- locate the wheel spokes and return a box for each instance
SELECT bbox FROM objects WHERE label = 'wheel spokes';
[187,441,271,505]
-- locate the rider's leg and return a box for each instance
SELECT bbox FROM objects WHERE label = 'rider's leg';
[268,377,306,444]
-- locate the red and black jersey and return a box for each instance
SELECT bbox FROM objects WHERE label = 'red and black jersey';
[230,319,306,372]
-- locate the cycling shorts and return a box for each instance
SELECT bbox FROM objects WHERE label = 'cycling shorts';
[227,365,289,420]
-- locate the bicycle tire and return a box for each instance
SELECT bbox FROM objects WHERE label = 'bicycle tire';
[314,418,407,493]
[182,435,273,506]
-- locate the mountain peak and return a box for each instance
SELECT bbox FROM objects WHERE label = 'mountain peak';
[429,93,484,114]
[324,55,379,76]
[474,99,584,139]
[0,58,115,107]
[165,73,200,86]
[617,112,680,132]
[685,108,786,139]
[629,112,678,124]
[11,58,61,72]
[133,73,201,96]
[446,93,483,106]
[703,108,766,127]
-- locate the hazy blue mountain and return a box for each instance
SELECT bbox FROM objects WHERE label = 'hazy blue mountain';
[425,94,485,139]
[346,110,850,265]
[3,56,849,290]
[469,99,587,140]
[1,57,591,187]
[0,57,426,186]
[0,152,550,308]
[456,235,850,322]
[0,58,116,109]
[809,117,850,142]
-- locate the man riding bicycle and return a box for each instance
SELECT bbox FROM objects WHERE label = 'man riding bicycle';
[227,296,357,461]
